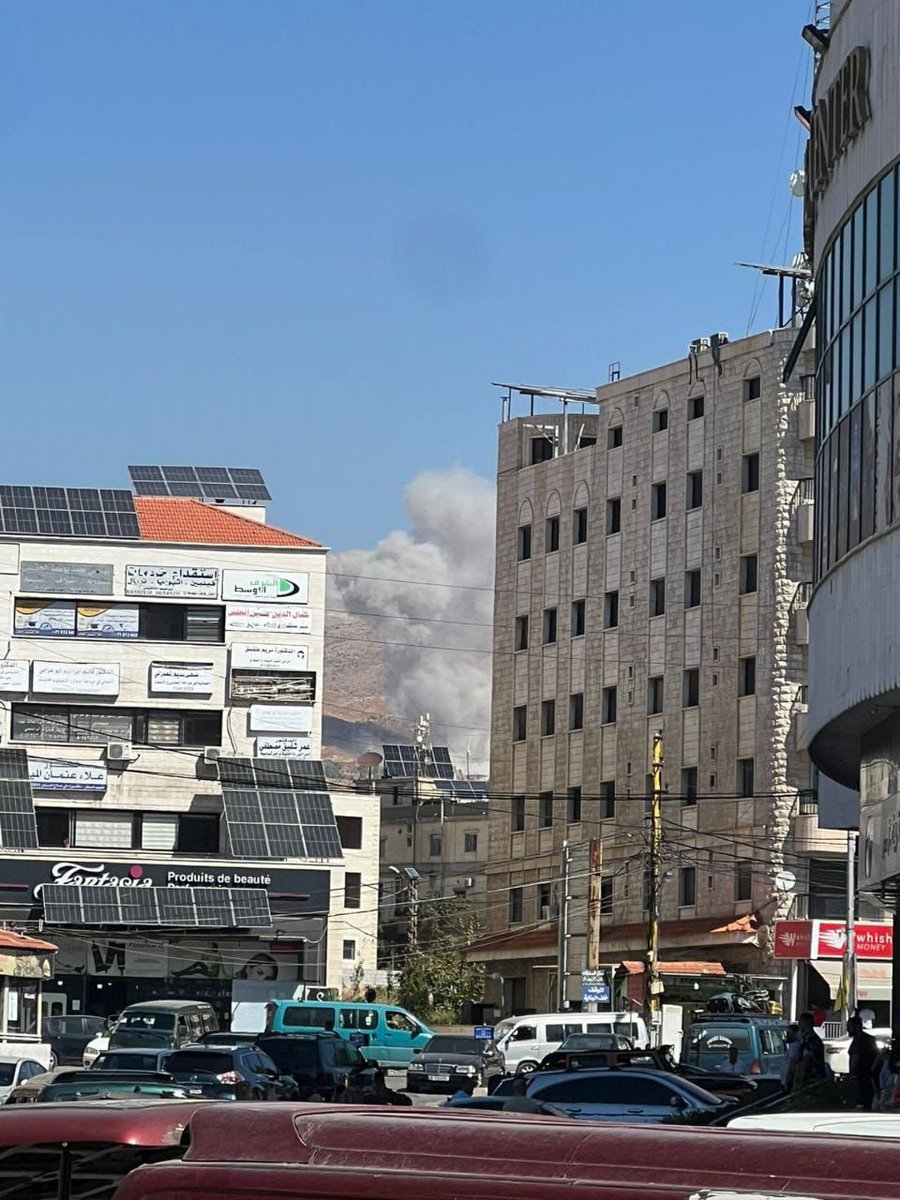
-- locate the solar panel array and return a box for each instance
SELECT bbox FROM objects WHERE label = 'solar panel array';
[41,884,272,927]
[217,757,327,791]
[382,744,455,780]
[0,487,140,539]
[0,749,38,849]
[433,780,489,800]
[222,788,342,860]
[128,466,271,502]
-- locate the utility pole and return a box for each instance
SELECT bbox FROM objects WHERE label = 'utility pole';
[844,830,858,1022]
[646,732,664,1043]
[408,872,419,955]
[557,840,571,1011]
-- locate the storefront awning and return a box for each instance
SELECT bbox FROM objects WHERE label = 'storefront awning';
[812,960,892,1003]
[42,885,272,928]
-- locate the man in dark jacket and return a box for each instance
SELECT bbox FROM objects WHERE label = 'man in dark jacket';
[848,1015,879,1109]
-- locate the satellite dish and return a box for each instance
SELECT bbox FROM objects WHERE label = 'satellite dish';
[358,752,383,769]
[774,870,796,893]
[789,169,806,199]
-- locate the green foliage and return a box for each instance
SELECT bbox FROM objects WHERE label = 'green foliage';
[397,896,484,1022]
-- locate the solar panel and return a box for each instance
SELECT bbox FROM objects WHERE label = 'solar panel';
[217,757,327,791]
[41,885,272,927]
[429,746,455,780]
[0,486,140,540]
[222,786,342,860]
[433,780,488,800]
[128,466,271,503]
[0,750,38,849]
[382,743,455,780]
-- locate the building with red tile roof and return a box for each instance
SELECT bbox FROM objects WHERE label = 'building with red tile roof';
[134,497,321,548]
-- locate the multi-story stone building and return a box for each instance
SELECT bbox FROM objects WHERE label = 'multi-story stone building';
[472,330,838,1013]
[0,468,378,1022]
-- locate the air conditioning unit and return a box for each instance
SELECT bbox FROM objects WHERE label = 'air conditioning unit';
[465,877,474,889]
[204,747,222,764]
[710,331,730,347]
[106,741,135,764]
[689,337,711,355]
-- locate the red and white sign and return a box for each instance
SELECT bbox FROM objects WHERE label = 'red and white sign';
[773,919,892,961]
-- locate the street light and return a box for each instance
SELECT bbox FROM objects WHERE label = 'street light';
[801,24,830,54]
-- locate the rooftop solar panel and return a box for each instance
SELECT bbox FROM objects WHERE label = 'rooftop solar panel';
[128,466,271,503]
[41,884,272,927]
[0,487,140,540]
[217,757,327,791]
[222,786,341,860]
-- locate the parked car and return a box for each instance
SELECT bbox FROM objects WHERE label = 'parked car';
[728,1111,900,1136]
[83,1032,110,1067]
[255,1032,375,1099]
[534,1046,758,1102]
[441,1094,567,1116]
[44,1015,108,1066]
[109,1001,219,1052]
[407,1034,505,1094]
[38,1077,198,1102]
[556,1033,634,1052]
[90,1049,173,1073]
[198,1032,262,1047]
[492,1012,649,1076]
[265,1000,432,1067]
[682,1013,789,1078]
[163,1045,297,1101]
[824,1026,892,1075]
[522,1067,730,1123]
[0,1058,49,1103]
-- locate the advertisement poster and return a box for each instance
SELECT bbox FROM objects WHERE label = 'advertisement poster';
[255,737,313,759]
[0,661,30,692]
[150,662,215,695]
[20,562,114,596]
[225,605,312,634]
[249,705,314,733]
[222,571,309,604]
[32,661,120,695]
[231,643,309,671]
[15,600,76,638]
[125,565,219,599]
[29,758,107,793]
[77,604,140,640]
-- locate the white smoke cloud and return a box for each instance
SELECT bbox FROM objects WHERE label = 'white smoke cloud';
[328,467,495,774]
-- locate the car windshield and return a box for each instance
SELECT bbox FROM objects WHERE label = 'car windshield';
[684,1026,755,1069]
[0,1065,16,1085]
[423,1036,480,1055]
[117,1012,176,1031]
[166,1051,232,1075]
[94,1052,165,1071]
[559,1035,618,1050]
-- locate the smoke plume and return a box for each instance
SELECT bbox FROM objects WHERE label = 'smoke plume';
[327,468,495,774]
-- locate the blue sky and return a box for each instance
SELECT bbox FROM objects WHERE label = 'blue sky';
[0,1,811,550]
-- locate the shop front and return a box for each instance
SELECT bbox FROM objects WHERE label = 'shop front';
[773,919,892,1026]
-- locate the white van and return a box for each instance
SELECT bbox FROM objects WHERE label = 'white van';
[494,1011,650,1075]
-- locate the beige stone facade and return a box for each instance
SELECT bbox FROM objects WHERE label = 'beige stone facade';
[482,329,843,1012]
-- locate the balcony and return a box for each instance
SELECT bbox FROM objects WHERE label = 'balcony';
[791,790,851,857]
[791,582,812,645]
[793,684,809,750]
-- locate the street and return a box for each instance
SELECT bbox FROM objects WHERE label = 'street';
[387,1071,479,1108]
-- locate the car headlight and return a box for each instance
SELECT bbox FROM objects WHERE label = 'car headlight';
[408,1063,424,1071]
[463,1065,478,1074]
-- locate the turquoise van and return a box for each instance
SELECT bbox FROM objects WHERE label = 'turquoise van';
[265,1000,433,1067]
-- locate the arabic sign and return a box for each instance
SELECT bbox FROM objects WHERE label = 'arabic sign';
[0,661,30,692]
[77,604,140,639]
[225,604,312,633]
[231,642,309,671]
[125,565,220,599]
[222,571,309,604]
[20,562,114,596]
[32,661,120,695]
[249,705,314,733]
[255,737,313,759]
[773,919,892,961]
[14,600,76,637]
[581,968,611,1004]
[29,758,107,793]
[150,662,215,695]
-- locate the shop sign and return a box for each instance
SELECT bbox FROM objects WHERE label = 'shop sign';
[150,661,215,695]
[77,603,140,640]
[14,600,76,638]
[0,661,30,692]
[125,565,219,599]
[231,643,308,671]
[225,604,312,633]
[29,758,107,793]
[20,561,114,596]
[773,918,892,961]
[807,46,871,199]
[255,737,313,759]
[249,705,314,733]
[222,571,309,604]
[31,661,120,695]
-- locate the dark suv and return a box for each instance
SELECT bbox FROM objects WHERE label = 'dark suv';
[164,1045,297,1101]
[44,1016,109,1066]
[256,1033,375,1100]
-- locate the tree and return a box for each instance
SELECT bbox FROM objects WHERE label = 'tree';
[397,895,484,1021]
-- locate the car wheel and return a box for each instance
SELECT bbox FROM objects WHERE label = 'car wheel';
[516,1060,539,1076]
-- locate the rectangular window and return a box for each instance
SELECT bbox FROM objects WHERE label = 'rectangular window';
[608,425,623,448]
[686,470,703,510]
[649,577,666,617]
[652,408,669,433]
[464,832,478,854]
[539,791,554,828]
[738,757,755,797]
[509,887,523,924]
[75,812,133,850]
[573,507,588,545]
[571,599,586,637]
[651,482,667,520]
[36,808,70,847]
[545,515,560,552]
[600,877,614,915]
[531,436,554,464]
[679,866,697,907]
[682,668,699,708]
[517,524,532,561]
[512,795,526,833]
[568,693,584,731]
[688,394,705,420]
[541,700,556,737]
[542,607,558,645]
[513,705,527,741]
[11,704,221,747]
[601,686,617,725]
[177,813,220,854]
[606,498,621,534]
[880,168,896,283]
[537,882,552,918]
[429,833,442,856]
[514,614,529,651]
[566,785,582,824]
[600,781,615,819]
[684,570,701,608]
[739,554,758,594]
[743,376,761,401]
[603,590,619,629]
[739,656,756,696]
[735,860,753,902]
[336,816,363,850]
[344,872,362,909]
[681,766,698,807]
[742,453,760,493]
[342,940,356,960]
[647,676,664,715]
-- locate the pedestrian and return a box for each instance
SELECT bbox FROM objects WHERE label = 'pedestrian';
[365,1068,412,1106]
[875,1040,900,1110]
[793,1011,828,1090]
[364,986,377,1004]
[450,1076,477,1102]
[847,1015,879,1109]
[502,1075,544,1114]
[781,1023,801,1092]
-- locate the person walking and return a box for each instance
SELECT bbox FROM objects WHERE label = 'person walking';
[847,1015,879,1110]
[793,1012,828,1090]
[781,1023,801,1092]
